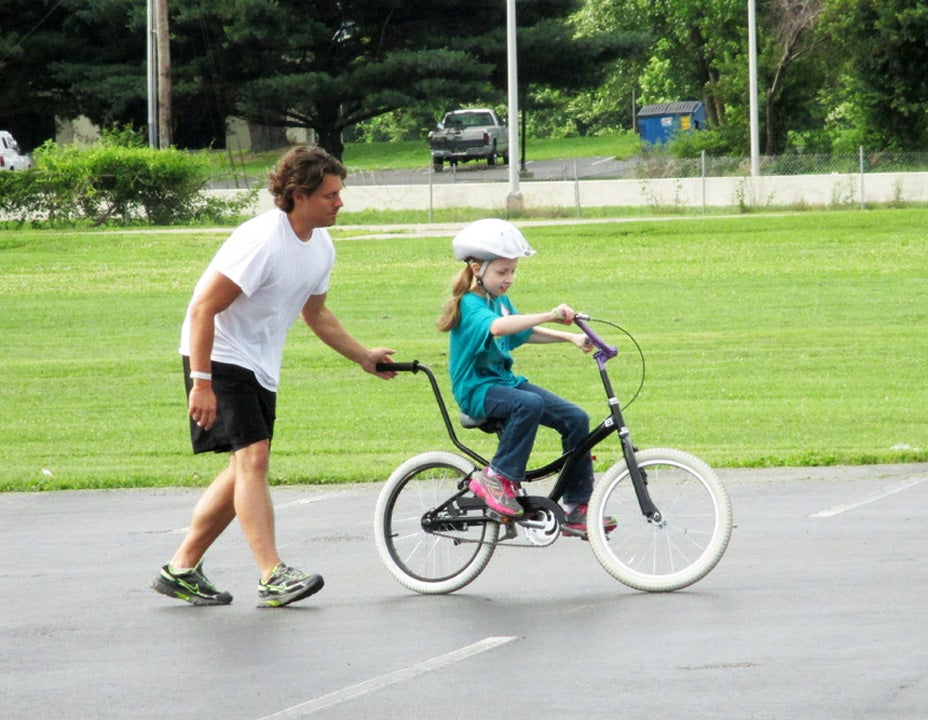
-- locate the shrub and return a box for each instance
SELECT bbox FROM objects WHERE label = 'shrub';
[0,129,255,227]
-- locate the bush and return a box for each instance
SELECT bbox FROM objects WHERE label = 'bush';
[0,129,255,227]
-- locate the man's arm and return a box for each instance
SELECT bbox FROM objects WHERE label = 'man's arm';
[187,272,243,429]
[301,293,397,378]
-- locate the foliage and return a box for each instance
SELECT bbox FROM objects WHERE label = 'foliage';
[206,0,637,158]
[0,129,254,227]
[580,0,853,156]
[3,0,928,158]
[663,128,734,159]
[821,0,928,151]
[0,0,148,149]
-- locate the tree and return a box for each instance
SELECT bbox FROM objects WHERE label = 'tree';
[210,0,632,159]
[755,0,828,154]
[206,0,496,158]
[576,0,748,137]
[50,1,149,130]
[0,0,158,150]
[824,0,928,150]
[579,0,837,155]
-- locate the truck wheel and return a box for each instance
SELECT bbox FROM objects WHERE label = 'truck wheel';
[433,159,443,173]
[487,145,497,167]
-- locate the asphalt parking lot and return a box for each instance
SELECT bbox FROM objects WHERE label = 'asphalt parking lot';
[345,156,633,186]
[1,463,926,719]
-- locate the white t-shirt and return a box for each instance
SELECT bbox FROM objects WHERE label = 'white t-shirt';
[180,208,335,391]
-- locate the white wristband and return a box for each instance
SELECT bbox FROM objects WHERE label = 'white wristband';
[189,371,212,381]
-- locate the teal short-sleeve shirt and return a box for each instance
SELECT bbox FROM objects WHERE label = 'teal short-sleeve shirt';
[449,292,533,417]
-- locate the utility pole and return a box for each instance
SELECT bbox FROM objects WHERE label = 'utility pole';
[748,0,760,177]
[155,0,172,148]
[147,0,172,148]
[505,0,522,211]
[147,0,157,147]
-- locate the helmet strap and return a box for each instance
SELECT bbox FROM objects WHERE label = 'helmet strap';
[471,259,496,300]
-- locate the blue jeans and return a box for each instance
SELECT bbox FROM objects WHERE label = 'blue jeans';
[482,381,594,504]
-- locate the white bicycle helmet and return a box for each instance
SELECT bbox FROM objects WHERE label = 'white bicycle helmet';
[452,218,536,261]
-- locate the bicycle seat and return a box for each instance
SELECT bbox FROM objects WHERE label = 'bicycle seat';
[459,413,505,434]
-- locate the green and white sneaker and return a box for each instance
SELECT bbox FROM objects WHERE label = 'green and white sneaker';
[151,561,232,606]
[256,563,325,608]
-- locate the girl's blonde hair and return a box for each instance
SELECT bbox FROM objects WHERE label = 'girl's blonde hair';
[436,263,475,332]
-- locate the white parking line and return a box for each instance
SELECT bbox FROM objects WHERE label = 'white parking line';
[257,636,519,719]
[165,491,357,534]
[809,477,927,518]
[275,491,356,510]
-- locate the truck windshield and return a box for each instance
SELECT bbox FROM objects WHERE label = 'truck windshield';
[468,114,493,126]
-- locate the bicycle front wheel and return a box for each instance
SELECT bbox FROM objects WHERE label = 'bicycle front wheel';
[374,451,499,595]
[588,447,732,592]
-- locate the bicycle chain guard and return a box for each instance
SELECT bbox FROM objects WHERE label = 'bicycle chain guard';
[426,494,567,548]
[502,496,566,548]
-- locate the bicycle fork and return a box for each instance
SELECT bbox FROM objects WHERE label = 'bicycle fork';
[596,355,662,522]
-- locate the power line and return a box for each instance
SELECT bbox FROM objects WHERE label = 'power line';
[0,0,67,63]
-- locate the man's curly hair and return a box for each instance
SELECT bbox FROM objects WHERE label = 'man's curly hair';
[268,146,347,213]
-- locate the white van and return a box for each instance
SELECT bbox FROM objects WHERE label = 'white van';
[0,131,32,171]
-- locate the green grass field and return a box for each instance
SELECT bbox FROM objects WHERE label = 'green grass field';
[1,208,926,491]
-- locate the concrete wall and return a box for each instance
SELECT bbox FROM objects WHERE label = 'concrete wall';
[225,118,316,153]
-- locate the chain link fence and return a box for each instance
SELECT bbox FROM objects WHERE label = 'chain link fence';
[216,149,928,218]
[621,149,928,179]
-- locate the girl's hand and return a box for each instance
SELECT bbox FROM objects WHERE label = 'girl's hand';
[572,334,594,353]
[549,303,576,324]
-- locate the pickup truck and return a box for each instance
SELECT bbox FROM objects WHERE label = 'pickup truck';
[427,109,508,172]
[0,130,31,171]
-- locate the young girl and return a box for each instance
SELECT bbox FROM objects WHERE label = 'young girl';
[437,218,610,538]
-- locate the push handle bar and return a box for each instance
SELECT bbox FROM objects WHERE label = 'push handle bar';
[376,360,420,373]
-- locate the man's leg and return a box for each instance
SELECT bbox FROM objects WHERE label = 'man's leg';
[229,440,282,582]
[170,461,237,569]
[152,459,237,605]
[229,441,325,607]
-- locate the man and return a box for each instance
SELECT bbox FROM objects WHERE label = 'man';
[151,146,396,608]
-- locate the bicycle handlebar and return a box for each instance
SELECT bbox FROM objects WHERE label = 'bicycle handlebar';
[573,315,618,360]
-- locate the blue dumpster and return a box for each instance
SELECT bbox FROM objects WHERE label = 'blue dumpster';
[637,101,706,145]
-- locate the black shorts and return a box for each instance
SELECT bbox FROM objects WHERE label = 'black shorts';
[182,357,276,454]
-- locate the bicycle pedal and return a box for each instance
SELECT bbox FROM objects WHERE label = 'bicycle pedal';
[485,508,509,523]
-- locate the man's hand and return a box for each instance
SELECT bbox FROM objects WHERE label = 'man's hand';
[189,383,218,430]
[363,347,398,379]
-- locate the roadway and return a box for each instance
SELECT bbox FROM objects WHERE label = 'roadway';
[1,463,926,719]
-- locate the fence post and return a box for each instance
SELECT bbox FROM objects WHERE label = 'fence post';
[858,146,865,210]
[574,159,581,218]
[701,150,707,214]
[428,163,434,222]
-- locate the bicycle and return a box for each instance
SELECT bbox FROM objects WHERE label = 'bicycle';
[373,315,732,595]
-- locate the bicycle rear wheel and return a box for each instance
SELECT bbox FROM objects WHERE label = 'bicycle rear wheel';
[588,447,732,592]
[374,451,499,594]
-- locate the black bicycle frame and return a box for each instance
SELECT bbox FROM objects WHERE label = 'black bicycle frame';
[378,317,661,521]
